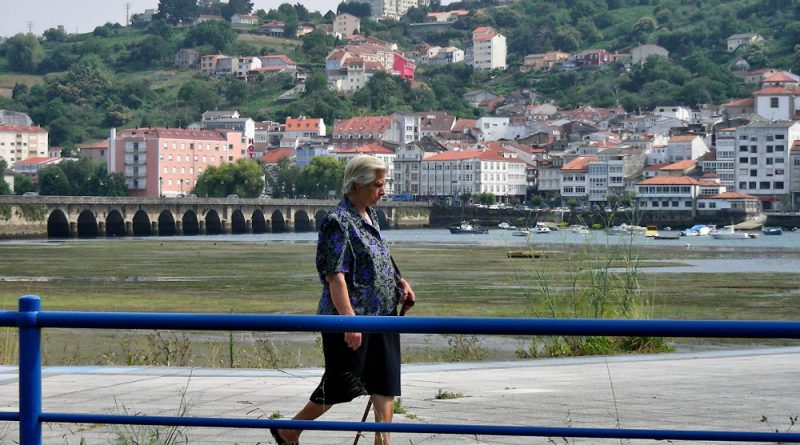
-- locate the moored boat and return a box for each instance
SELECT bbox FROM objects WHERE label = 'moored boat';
[449,221,489,234]
[681,224,714,236]
[762,226,783,235]
[512,228,530,236]
[569,225,590,234]
[533,222,551,234]
[645,225,659,237]
[711,225,757,239]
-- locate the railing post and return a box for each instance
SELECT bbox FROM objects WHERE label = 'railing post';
[18,295,42,445]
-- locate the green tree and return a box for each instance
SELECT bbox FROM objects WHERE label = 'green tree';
[133,35,173,67]
[13,175,35,194]
[297,155,346,198]
[43,27,68,43]
[301,30,336,63]
[38,165,72,196]
[178,80,221,114]
[221,0,254,19]
[337,1,371,18]
[3,33,45,73]
[183,20,237,51]
[0,160,9,195]
[477,192,495,205]
[194,159,265,198]
[269,156,302,198]
[102,172,129,196]
[156,0,199,25]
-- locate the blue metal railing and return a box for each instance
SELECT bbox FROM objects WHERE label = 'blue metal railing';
[4,294,800,444]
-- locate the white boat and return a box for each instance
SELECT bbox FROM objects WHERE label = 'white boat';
[512,228,530,236]
[609,223,646,235]
[570,225,590,234]
[711,225,757,240]
[497,221,517,230]
[681,224,714,236]
[533,222,551,234]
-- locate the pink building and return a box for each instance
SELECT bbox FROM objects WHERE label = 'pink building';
[111,127,247,198]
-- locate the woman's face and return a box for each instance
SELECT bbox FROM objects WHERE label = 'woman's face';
[351,170,386,208]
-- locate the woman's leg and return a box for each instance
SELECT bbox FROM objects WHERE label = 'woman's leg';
[371,394,394,445]
[276,401,331,443]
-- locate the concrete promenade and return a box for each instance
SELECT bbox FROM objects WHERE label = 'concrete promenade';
[1,347,799,444]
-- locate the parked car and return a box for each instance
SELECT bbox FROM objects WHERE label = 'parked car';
[226,194,240,200]
[258,194,271,199]
[22,191,39,197]
[184,193,197,199]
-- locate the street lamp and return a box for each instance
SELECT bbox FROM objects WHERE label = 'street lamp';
[159,176,163,198]
[180,179,184,196]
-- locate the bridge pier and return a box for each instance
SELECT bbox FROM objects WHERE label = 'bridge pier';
[69,222,78,237]
[199,220,206,234]
[98,221,106,237]
[151,221,159,236]
[245,220,252,233]
[221,220,230,234]
[125,221,132,236]
[176,221,183,236]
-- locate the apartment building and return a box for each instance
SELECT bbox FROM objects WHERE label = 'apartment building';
[419,150,526,201]
[110,127,246,198]
[734,120,800,210]
[333,13,360,36]
[0,124,49,164]
[701,128,737,190]
[468,26,506,71]
[284,117,326,139]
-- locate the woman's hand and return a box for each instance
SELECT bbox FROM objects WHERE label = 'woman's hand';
[398,278,416,313]
[344,331,362,350]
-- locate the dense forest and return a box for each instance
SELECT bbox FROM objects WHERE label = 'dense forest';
[0,0,799,150]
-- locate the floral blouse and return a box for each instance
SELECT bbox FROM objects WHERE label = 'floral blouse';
[316,198,400,316]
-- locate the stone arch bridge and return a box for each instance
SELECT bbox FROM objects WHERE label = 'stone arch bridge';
[0,196,431,238]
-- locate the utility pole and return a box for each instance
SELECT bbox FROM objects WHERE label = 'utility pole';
[125,2,131,26]
[26,21,34,33]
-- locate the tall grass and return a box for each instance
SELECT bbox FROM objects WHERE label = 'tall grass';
[515,211,673,358]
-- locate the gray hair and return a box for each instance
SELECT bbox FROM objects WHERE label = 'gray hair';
[343,155,387,195]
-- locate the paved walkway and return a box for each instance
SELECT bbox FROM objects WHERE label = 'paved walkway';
[1,347,799,444]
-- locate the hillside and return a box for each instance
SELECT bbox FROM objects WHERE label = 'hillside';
[0,0,798,148]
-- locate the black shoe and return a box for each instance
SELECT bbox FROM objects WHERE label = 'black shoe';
[270,428,298,445]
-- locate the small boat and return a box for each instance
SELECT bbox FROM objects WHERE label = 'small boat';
[681,224,714,236]
[569,225,590,234]
[711,225,757,240]
[652,232,682,240]
[512,228,530,236]
[497,221,517,230]
[449,221,488,234]
[533,222,551,234]
[762,226,783,235]
[645,225,659,237]
[507,250,545,258]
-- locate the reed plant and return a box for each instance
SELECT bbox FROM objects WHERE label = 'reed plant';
[514,211,672,358]
[110,375,191,445]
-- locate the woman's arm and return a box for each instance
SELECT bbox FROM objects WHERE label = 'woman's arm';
[326,272,361,350]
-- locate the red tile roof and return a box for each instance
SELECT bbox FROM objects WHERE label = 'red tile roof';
[562,156,596,171]
[668,135,700,143]
[754,87,797,95]
[702,192,758,200]
[285,117,323,131]
[660,159,698,171]
[118,128,229,141]
[0,124,47,133]
[261,148,295,164]
[638,176,699,185]
[762,72,796,83]
[14,156,59,165]
[425,150,524,163]
[333,116,392,135]
[336,143,394,155]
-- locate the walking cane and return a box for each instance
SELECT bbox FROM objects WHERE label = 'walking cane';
[353,299,415,445]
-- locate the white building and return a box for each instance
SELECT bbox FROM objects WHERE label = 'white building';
[735,120,800,210]
[702,128,737,190]
[468,26,506,71]
[560,156,592,203]
[356,0,418,19]
[653,106,692,122]
[753,87,800,121]
[420,150,526,201]
[635,176,700,211]
[0,124,49,164]
[655,135,709,164]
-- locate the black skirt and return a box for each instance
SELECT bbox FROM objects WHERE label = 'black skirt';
[310,330,401,405]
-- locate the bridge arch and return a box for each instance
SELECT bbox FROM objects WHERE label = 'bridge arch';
[106,210,126,237]
[231,209,246,234]
[132,210,152,236]
[294,210,312,232]
[252,210,267,234]
[271,210,285,233]
[158,210,176,236]
[47,209,69,238]
[77,210,98,238]
[206,210,222,235]
[182,211,199,236]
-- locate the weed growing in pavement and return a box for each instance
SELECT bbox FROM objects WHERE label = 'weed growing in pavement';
[121,331,192,367]
[760,414,798,433]
[443,334,488,362]
[111,375,192,445]
[434,389,463,400]
[393,398,407,414]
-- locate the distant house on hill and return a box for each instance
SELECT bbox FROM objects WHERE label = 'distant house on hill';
[727,32,763,52]
[231,14,259,25]
[333,13,360,37]
[260,20,285,37]
[174,48,200,68]
[630,44,668,66]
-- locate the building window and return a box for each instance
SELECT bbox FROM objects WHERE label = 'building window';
[775,181,784,189]
[709,202,716,209]
[698,202,706,209]
[770,97,779,108]
[685,201,692,207]
[760,181,770,189]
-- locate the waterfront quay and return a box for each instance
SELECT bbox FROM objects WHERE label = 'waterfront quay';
[0,347,797,444]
